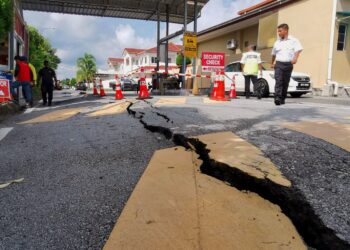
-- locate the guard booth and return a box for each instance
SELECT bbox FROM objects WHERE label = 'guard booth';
[20,0,209,94]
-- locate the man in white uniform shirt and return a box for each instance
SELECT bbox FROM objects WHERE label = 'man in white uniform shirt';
[272,23,303,105]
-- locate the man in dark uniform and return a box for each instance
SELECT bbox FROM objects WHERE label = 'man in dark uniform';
[38,60,57,106]
[272,23,303,105]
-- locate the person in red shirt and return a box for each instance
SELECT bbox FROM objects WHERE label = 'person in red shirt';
[10,56,33,107]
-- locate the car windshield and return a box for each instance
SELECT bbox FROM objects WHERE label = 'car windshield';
[225,63,241,72]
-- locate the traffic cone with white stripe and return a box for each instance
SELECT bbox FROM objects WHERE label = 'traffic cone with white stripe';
[210,72,219,99]
[115,74,124,100]
[138,67,152,99]
[99,79,106,97]
[210,71,229,101]
[229,75,237,99]
[93,79,99,95]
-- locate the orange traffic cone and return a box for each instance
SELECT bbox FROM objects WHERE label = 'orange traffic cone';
[210,71,229,101]
[99,79,106,97]
[210,72,219,99]
[138,68,152,99]
[115,75,124,100]
[229,75,237,99]
[93,80,99,95]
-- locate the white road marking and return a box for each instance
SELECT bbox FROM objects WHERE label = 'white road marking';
[27,99,112,113]
[0,127,13,142]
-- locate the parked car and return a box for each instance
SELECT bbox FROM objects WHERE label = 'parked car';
[224,61,312,98]
[109,81,116,90]
[76,82,87,91]
[122,79,138,91]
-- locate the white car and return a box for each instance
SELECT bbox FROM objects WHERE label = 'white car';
[224,61,312,98]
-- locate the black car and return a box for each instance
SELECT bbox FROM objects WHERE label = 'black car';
[122,79,138,91]
[76,82,87,91]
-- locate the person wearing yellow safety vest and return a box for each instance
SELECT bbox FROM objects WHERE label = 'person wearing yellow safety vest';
[240,45,263,99]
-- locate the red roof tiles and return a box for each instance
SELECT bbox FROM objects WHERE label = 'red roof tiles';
[238,0,276,15]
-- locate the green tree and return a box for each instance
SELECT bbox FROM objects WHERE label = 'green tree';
[28,26,61,73]
[0,0,13,43]
[70,78,77,86]
[76,53,96,83]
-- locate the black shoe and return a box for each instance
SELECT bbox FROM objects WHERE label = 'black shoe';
[281,99,285,105]
[42,102,47,106]
[257,95,261,100]
[246,96,250,99]
[48,103,52,106]
[274,99,281,106]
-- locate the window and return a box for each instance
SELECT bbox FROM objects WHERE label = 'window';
[225,64,234,72]
[337,24,347,51]
[151,57,157,63]
[225,63,241,72]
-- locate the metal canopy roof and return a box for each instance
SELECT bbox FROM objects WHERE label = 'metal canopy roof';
[21,0,209,24]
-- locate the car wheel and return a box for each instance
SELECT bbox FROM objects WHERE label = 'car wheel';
[255,79,269,98]
[290,93,303,98]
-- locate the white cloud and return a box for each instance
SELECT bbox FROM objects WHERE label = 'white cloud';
[56,63,77,80]
[196,0,261,31]
[114,24,155,51]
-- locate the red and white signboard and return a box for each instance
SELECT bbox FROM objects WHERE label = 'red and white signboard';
[0,79,11,103]
[201,52,225,73]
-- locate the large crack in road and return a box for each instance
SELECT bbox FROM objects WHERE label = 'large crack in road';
[126,101,350,250]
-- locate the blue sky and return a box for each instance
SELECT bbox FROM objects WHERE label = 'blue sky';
[24,0,261,79]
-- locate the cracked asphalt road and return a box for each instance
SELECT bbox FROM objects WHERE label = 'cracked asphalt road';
[0,92,349,249]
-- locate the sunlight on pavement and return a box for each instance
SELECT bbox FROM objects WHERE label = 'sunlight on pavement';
[19,108,82,124]
[104,147,304,250]
[154,97,187,106]
[195,132,291,187]
[283,120,350,152]
[87,102,130,117]
[202,97,227,104]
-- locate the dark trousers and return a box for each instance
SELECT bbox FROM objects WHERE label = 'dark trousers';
[274,61,293,101]
[244,75,258,97]
[41,84,53,104]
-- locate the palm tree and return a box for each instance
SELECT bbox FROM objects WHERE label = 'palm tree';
[76,53,97,83]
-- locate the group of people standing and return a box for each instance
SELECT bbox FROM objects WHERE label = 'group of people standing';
[241,23,303,105]
[10,58,57,107]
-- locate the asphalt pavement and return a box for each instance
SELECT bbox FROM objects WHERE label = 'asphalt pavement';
[0,91,349,249]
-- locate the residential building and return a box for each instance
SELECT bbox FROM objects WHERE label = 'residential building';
[0,0,29,72]
[97,43,182,89]
[121,43,182,76]
[195,0,350,95]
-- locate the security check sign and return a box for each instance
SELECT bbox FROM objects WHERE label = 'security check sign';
[202,52,225,73]
[0,79,11,101]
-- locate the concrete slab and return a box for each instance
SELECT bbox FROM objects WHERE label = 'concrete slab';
[104,147,305,250]
[283,120,350,152]
[155,97,187,106]
[18,108,81,124]
[202,97,224,104]
[87,102,129,117]
[195,132,291,187]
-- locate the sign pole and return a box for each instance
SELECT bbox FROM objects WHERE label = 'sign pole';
[182,0,187,89]
[192,0,198,77]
